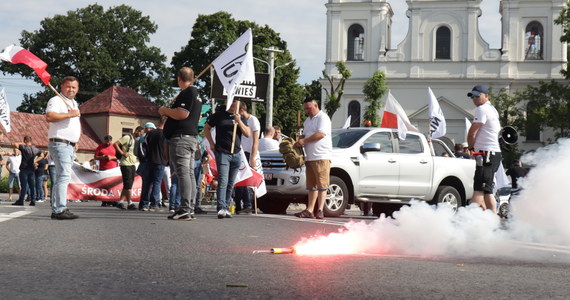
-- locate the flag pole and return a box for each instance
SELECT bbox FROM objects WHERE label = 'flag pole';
[230,120,238,154]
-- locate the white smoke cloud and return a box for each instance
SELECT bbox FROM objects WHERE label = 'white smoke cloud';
[294,138,570,262]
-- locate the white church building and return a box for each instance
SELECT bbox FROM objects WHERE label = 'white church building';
[323,0,567,152]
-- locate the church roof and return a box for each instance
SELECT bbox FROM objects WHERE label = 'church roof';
[79,86,160,118]
[0,112,100,151]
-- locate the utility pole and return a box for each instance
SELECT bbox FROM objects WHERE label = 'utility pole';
[264,46,283,128]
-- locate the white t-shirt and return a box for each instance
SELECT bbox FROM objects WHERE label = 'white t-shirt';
[241,114,260,154]
[473,101,501,152]
[303,110,333,161]
[46,95,81,143]
[258,137,279,152]
[7,155,21,174]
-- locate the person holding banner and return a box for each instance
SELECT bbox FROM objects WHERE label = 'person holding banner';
[160,67,203,221]
[204,100,250,219]
[45,76,81,220]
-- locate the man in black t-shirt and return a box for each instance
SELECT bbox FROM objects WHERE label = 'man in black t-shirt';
[159,67,202,220]
[143,120,168,210]
[204,100,250,219]
[12,136,42,206]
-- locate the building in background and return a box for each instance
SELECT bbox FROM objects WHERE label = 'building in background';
[324,0,567,152]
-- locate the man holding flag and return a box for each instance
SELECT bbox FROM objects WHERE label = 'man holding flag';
[159,67,203,220]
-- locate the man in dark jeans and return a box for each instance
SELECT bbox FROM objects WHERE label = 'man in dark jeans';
[12,136,42,206]
[142,120,167,210]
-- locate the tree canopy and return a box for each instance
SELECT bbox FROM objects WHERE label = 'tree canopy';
[362,70,388,127]
[0,4,173,113]
[322,61,351,119]
[171,12,305,135]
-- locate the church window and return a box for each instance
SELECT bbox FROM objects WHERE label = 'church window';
[525,22,544,60]
[348,24,364,61]
[435,26,451,59]
[348,100,361,127]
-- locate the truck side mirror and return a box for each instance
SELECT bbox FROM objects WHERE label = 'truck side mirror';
[360,142,381,153]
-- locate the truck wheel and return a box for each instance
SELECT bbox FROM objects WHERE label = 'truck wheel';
[431,186,462,211]
[324,176,349,217]
[372,203,401,218]
[257,197,290,215]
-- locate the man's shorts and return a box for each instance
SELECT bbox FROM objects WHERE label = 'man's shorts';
[8,173,19,188]
[473,151,502,194]
[305,160,330,191]
[120,165,136,190]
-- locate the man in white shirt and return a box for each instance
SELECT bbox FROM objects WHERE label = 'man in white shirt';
[294,99,333,219]
[258,126,279,152]
[46,76,81,220]
[6,148,21,202]
[234,102,260,214]
[467,85,502,214]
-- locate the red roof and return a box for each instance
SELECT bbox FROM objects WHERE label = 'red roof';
[0,112,100,151]
[79,86,160,117]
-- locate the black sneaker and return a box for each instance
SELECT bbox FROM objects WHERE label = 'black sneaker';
[294,209,315,219]
[315,210,324,219]
[29,201,36,206]
[12,201,24,206]
[127,203,137,210]
[51,209,79,220]
[194,207,208,214]
[117,201,127,210]
[239,208,253,215]
[168,210,194,220]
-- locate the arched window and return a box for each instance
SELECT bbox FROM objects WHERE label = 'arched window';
[348,100,361,127]
[526,101,541,141]
[347,24,364,61]
[525,21,544,60]
[435,26,451,59]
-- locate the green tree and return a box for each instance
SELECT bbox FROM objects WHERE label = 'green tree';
[488,88,525,161]
[362,70,388,126]
[555,3,570,78]
[303,79,322,102]
[171,11,305,135]
[517,80,570,141]
[322,61,351,119]
[0,4,173,113]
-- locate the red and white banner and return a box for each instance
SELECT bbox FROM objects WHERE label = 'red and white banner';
[381,91,418,140]
[67,163,142,201]
[0,45,51,85]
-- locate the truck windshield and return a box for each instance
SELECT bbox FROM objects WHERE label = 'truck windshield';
[331,129,369,148]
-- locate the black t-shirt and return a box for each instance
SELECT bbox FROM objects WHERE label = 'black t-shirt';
[19,144,41,171]
[35,158,48,176]
[145,128,167,165]
[506,166,528,189]
[206,111,248,154]
[163,86,202,138]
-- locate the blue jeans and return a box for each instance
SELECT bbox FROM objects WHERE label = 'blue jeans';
[35,175,45,200]
[8,172,19,189]
[215,151,241,211]
[48,141,75,213]
[169,136,198,212]
[169,174,181,210]
[149,163,165,208]
[18,169,35,203]
[194,163,203,209]
[48,165,56,198]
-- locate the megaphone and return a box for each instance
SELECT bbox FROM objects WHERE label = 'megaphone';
[499,126,518,152]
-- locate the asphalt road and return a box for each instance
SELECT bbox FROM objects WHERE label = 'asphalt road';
[1,200,569,299]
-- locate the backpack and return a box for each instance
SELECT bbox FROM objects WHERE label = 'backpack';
[135,135,149,160]
[116,135,133,160]
[279,134,305,170]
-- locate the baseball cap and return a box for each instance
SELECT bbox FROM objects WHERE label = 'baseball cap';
[144,122,156,129]
[467,85,489,98]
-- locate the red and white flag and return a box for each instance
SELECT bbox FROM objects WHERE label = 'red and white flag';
[211,28,255,111]
[0,45,51,85]
[68,163,142,201]
[381,91,418,140]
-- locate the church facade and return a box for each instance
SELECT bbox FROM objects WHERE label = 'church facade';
[323,0,567,152]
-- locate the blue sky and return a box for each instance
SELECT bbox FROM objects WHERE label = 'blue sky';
[0,0,501,111]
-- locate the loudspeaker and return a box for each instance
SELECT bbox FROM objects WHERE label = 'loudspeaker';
[501,126,518,144]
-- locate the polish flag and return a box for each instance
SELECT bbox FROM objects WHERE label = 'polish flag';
[0,45,51,85]
[381,91,418,140]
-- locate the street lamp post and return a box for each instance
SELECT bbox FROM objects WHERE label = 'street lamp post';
[254,47,292,128]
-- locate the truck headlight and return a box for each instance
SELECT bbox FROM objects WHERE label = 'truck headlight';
[288,176,300,184]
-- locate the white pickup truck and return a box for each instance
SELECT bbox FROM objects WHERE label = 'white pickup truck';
[258,127,475,217]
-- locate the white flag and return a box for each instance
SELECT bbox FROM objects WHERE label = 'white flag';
[493,162,511,193]
[342,115,351,129]
[381,91,418,140]
[0,88,11,132]
[428,87,446,139]
[212,28,256,111]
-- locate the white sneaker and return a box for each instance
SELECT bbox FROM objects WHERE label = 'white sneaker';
[217,209,226,219]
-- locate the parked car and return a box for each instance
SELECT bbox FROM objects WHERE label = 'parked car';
[258,127,475,217]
